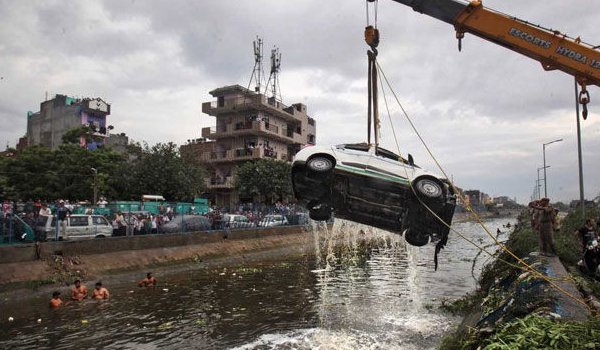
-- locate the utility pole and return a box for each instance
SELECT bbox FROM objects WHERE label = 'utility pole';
[537,166,549,199]
[91,168,98,207]
[574,79,585,215]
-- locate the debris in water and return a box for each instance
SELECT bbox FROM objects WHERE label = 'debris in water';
[162,288,169,292]
[8,317,14,322]
[37,319,42,324]
[81,320,89,324]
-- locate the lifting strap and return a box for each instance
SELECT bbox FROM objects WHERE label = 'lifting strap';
[365,24,380,146]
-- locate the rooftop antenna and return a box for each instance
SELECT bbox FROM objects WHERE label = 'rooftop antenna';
[265,46,282,102]
[246,36,265,94]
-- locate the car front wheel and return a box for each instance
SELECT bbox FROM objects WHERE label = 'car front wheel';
[308,203,332,221]
[414,177,444,201]
[307,156,334,173]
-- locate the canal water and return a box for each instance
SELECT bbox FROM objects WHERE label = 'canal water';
[0,217,513,349]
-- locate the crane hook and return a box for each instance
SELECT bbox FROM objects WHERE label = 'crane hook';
[456,30,465,52]
[579,86,590,120]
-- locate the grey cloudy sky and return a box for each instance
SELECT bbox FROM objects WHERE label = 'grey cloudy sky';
[0,0,598,204]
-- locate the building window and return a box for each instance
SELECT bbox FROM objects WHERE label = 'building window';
[218,96,225,107]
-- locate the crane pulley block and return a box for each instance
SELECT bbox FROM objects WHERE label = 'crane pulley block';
[365,25,380,50]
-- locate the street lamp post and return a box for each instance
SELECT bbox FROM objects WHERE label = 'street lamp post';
[537,166,549,199]
[542,138,563,198]
[91,168,98,207]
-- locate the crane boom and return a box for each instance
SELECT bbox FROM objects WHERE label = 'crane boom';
[391,0,600,88]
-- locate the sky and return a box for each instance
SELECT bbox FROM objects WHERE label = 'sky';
[0,0,599,204]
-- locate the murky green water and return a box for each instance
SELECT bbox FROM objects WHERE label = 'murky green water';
[0,217,514,349]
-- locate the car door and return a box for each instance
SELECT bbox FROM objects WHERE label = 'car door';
[333,144,371,176]
[91,215,110,237]
[367,146,414,188]
[68,216,90,239]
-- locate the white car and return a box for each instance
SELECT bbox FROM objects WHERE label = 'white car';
[258,214,289,227]
[222,214,256,229]
[291,143,456,248]
[35,215,113,241]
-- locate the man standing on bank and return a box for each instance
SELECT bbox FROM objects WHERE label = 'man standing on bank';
[529,198,556,256]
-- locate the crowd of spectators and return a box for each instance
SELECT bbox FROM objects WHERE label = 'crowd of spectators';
[1,198,306,242]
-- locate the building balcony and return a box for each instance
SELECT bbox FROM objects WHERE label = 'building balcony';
[203,121,304,145]
[202,95,303,123]
[206,176,234,189]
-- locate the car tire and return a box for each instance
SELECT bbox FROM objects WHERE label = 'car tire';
[309,203,332,221]
[403,228,430,247]
[414,177,444,202]
[307,156,334,173]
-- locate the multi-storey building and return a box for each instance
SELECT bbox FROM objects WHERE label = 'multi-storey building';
[26,94,111,150]
[182,84,316,208]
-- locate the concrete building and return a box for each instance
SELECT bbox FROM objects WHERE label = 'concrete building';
[26,94,111,150]
[182,84,316,208]
[464,189,492,209]
[106,133,130,154]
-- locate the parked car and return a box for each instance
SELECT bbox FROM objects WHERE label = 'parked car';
[291,143,456,247]
[35,215,112,241]
[258,214,289,227]
[161,215,212,233]
[222,214,256,229]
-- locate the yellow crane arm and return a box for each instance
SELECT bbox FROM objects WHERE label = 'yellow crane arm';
[391,0,600,88]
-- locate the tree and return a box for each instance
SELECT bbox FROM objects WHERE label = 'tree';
[0,141,206,202]
[127,142,206,201]
[61,126,105,145]
[234,158,292,204]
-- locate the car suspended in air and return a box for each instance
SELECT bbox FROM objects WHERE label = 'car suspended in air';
[291,143,456,248]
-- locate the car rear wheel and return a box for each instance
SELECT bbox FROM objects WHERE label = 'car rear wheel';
[307,156,334,173]
[403,228,430,247]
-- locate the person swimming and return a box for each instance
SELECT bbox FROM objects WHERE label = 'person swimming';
[138,272,157,288]
[71,279,88,301]
[92,281,110,300]
[49,291,63,308]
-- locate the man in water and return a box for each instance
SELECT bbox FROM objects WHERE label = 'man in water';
[92,281,110,300]
[49,291,63,308]
[528,198,556,256]
[138,272,157,287]
[71,279,88,301]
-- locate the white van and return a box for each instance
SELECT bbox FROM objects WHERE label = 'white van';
[35,215,112,241]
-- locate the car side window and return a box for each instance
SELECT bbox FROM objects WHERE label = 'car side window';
[375,147,401,162]
[92,216,108,225]
[70,217,89,227]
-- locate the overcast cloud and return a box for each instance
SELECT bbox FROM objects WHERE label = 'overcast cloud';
[0,0,598,204]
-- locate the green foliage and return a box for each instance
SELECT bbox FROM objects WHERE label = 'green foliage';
[62,126,96,144]
[125,142,206,201]
[478,314,600,350]
[0,142,206,202]
[234,158,292,204]
[555,207,599,265]
[440,292,484,316]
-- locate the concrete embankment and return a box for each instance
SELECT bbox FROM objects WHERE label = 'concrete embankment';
[0,226,312,291]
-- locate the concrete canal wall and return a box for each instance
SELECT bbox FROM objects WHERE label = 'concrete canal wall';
[0,226,311,287]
